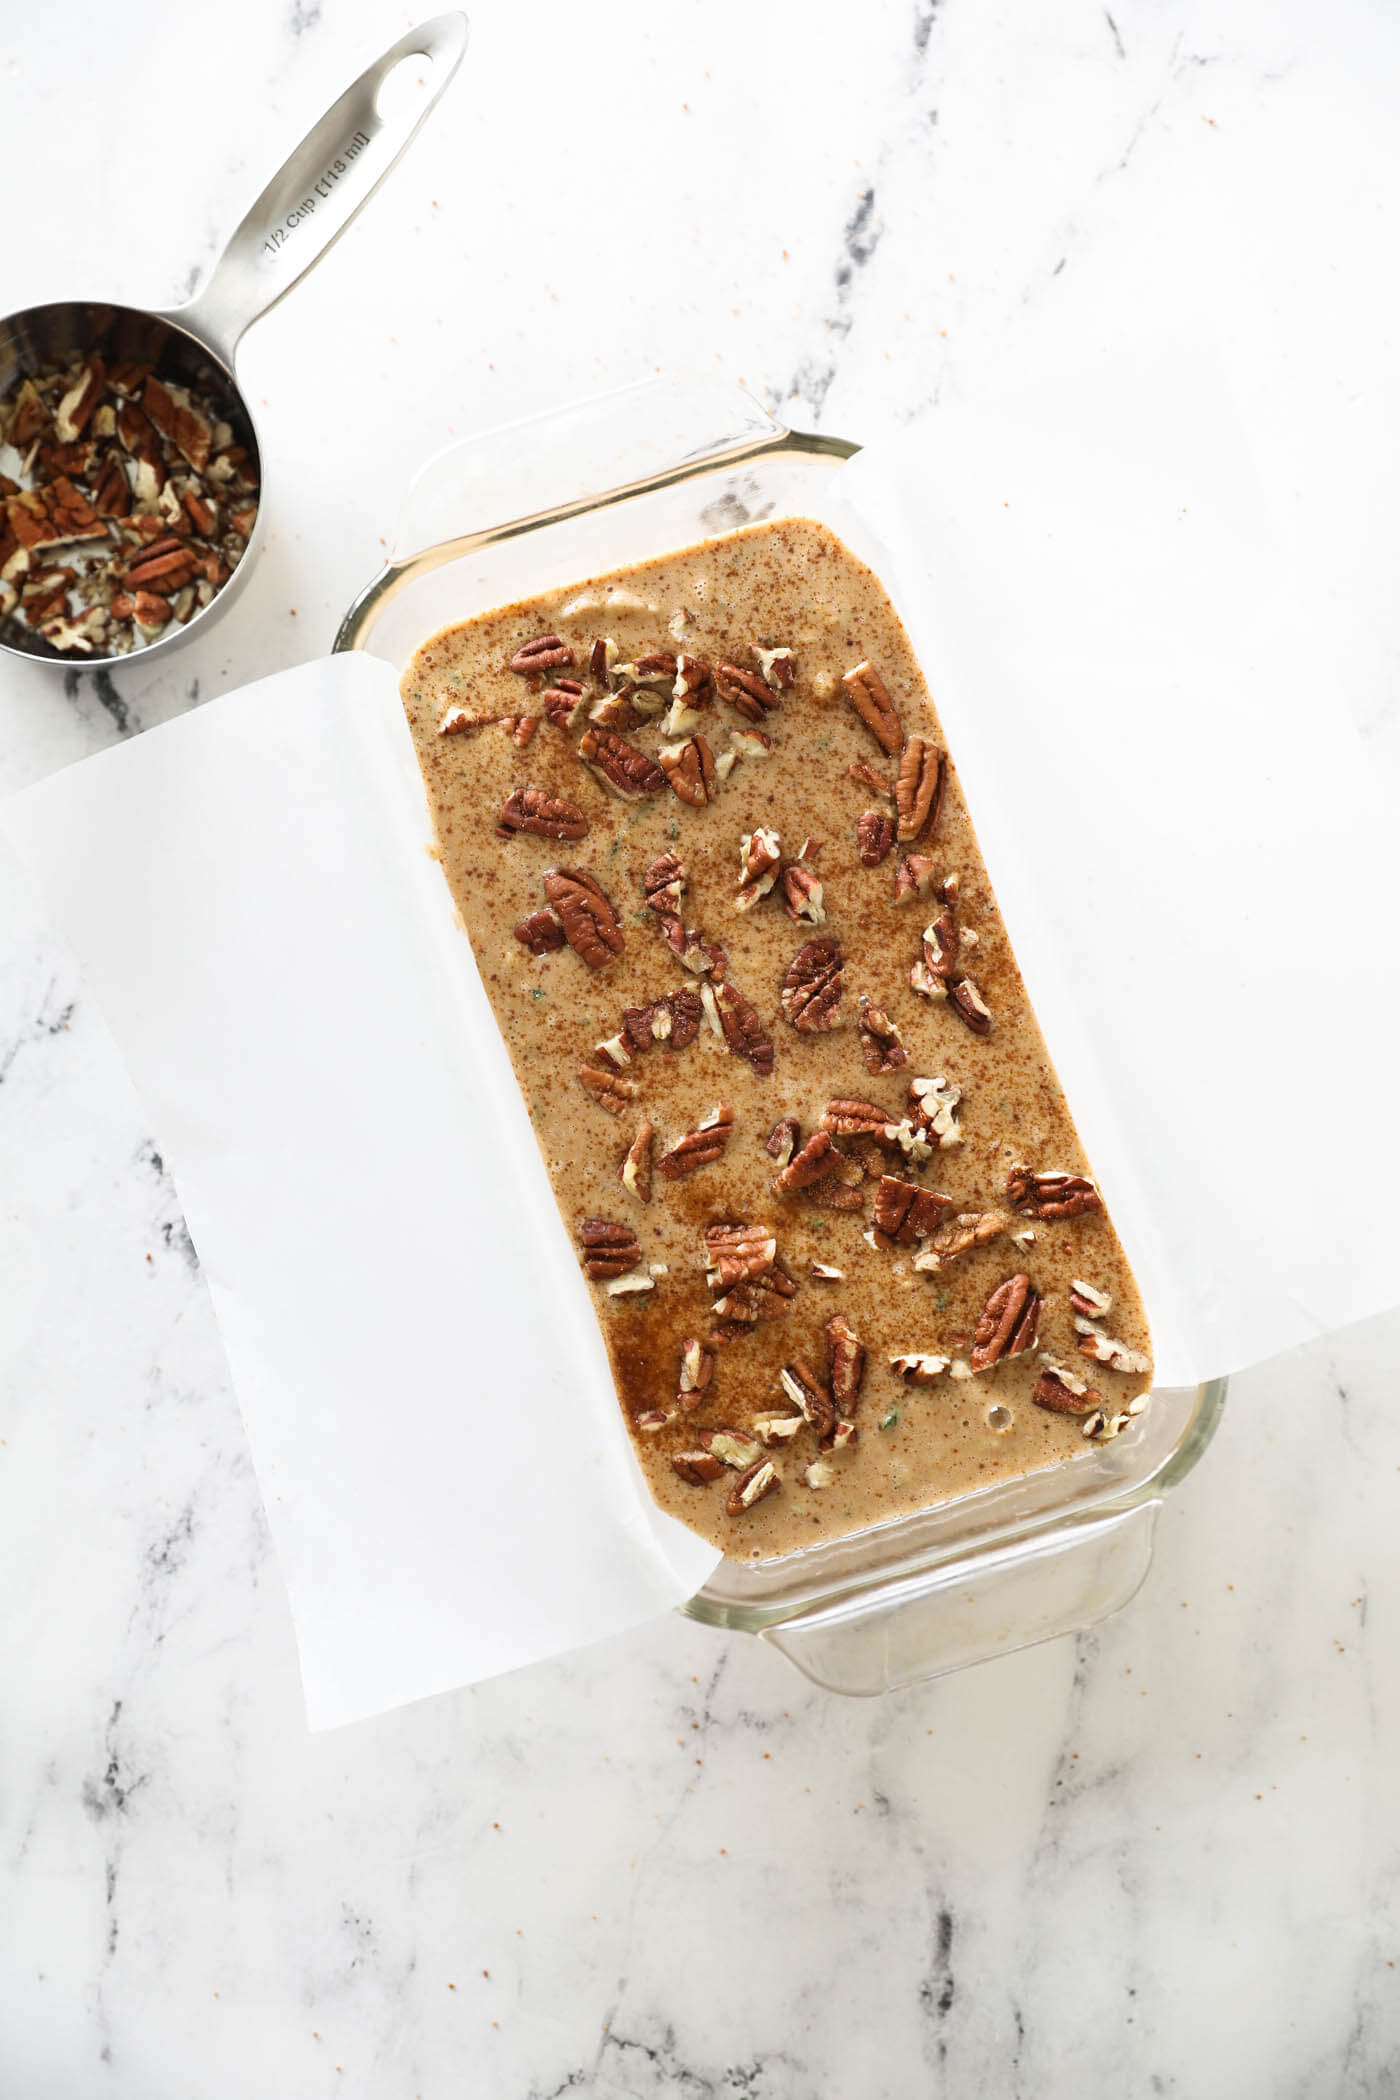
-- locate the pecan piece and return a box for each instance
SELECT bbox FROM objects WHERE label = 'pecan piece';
[857,809,895,867]
[826,1315,866,1414]
[704,1221,778,1289]
[871,1177,953,1248]
[578,1063,635,1114]
[543,679,588,730]
[509,633,574,675]
[725,1457,780,1514]
[849,758,894,797]
[497,785,589,840]
[578,724,667,799]
[752,1412,804,1447]
[779,842,825,924]
[909,1075,963,1149]
[142,377,211,471]
[715,662,777,720]
[643,851,685,913]
[91,452,132,519]
[588,636,617,684]
[578,1218,642,1280]
[970,1275,1042,1371]
[734,828,782,911]
[947,977,992,1036]
[842,661,902,754]
[893,854,940,908]
[504,714,540,748]
[764,1116,800,1168]
[661,916,728,979]
[894,736,946,842]
[1006,1169,1102,1221]
[781,937,844,1032]
[513,908,566,955]
[711,1266,797,1324]
[890,1352,950,1383]
[911,912,958,1000]
[779,1359,836,1440]
[667,986,703,1051]
[913,1211,1007,1271]
[543,868,624,967]
[703,1428,764,1470]
[772,1129,841,1194]
[1070,1280,1113,1319]
[857,995,906,1074]
[122,534,198,593]
[754,643,796,690]
[677,1336,715,1410]
[621,999,670,1055]
[673,1450,726,1486]
[717,982,775,1075]
[6,477,106,551]
[657,1105,735,1181]
[673,652,713,701]
[1074,1321,1151,1376]
[619,1122,654,1204]
[1033,1361,1103,1416]
[658,734,719,808]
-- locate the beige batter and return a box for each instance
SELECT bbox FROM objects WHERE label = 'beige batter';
[401,519,1153,1561]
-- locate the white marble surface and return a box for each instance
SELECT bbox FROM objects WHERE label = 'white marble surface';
[3,0,1400,2092]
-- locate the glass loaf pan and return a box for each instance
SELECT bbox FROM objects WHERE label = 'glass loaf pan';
[335,375,1227,1696]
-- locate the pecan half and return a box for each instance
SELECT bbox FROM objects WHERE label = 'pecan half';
[704,1223,777,1288]
[677,1336,715,1410]
[578,1063,636,1114]
[894,736,946,842]
[718,982,775,1076]
[1006,1169,1102,1221]
[497,785,588,841]
[578,724,667,799]
[513,908,567,955]
[725,1457,780,1514]
[643,851,685,913]
[772,1129,841,1194]
[857,809,895,867]
[909,1074,963,1149]
[543,868,624,967]
[781,937,844,1032]
[1033,1362,1103,1415]
[672,1451,726,1486]
[842,661,902,754]
[667,987,703,1050]
[657,1105,735,1180]
[857,995,906,1074]
[765,1116,800,1168]
[970,1275,1042,1371]
[509,633,574,675]
[912,1211,1007,1270]
[779,1359,836,1440]
[871,1177,953,1248]
[893,854,940,908]
[715,662,777,720]
[578,1218,642,1280]
[658,734,719,808]
[734,828,782,911]
[710,1266,797,1324]
[543,679,588,730]
[779,845,825,924]
[947,977,992,1036]
[819,1098,903,1148]
[826,1315,866,1414]
[504,715,540,748]
[619,1122,654,1204]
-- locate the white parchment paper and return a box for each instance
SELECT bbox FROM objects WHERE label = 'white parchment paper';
[6,354,1399,1726]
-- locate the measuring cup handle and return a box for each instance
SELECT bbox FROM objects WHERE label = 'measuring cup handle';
[169,14,467,367]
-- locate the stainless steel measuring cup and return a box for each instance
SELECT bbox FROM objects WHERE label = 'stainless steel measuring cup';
[0,13,467,671]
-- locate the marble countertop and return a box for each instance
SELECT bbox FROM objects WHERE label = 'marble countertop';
[3,0,1399,2093]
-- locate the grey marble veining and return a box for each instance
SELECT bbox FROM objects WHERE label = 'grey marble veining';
[3,0,1399,2094]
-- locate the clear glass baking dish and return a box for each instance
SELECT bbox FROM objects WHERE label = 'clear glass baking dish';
[335,374,1227,1696]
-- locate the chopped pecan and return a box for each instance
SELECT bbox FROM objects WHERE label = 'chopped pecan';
[913,1211,1007,1270]
[703,1427,763,1470]
[505,713,540,747]
[893,854,940,908]
[704,1222,776,1289]
[578,724,667,799]
[946,976,992,1035]
[970,1275,1042,1371]
[894,736,946,842]
[717,982,775,1076]
[513,908,567,954]
[543,867,624,967]
[857,995,906,1074]
[715,662,777,720]
[772,1129,840,1194]
[633,1408,675,1434]
[657,1104,735,1180]
[672,1451,726,1486]
[1070,1280,1113,1318]
[578,1062,636,1114]
[728,727,773,760]
[1074,1321,1151,1376]
[619,1122,654,1204]
[842,660,902,754]
[764,1116,800,1168]
[779,844,825,924]
[1006,1169,1102,1221]
[734,828,782,911]
[849,758,894,797]
[643,851,685,913]
[543,679,588,730]
[871,1177,953,1248]
[821,1418,859,1456]
[630,649,678,684]
[578,1218,642,1280]
[752,1411,804,1447]
[91,453,132,519]
[1033,1361,1103,1415]
[810,1262,845,1280]
[121,533,198,594]
[677,1336,716,1410]
[889,1352,949,1383]
[908,1074,963,1149]
[754,643,796,690]
[498,785,588,840]
[779,1359,836,1440]
[621,1000,671,1055]
[588,636,617,684]
[726,1457,780,1514]
[806,1178,866,1213]
[781,937,844,1032]
[5,477,106,551]
[141,377,211,471]
[509,633,574,675]
[826,1315,866,1413]
[658,734,719,807]
[857,809,895,867]
[672,652,713,701]
[53,357,105,442]
[659,916,727,979]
